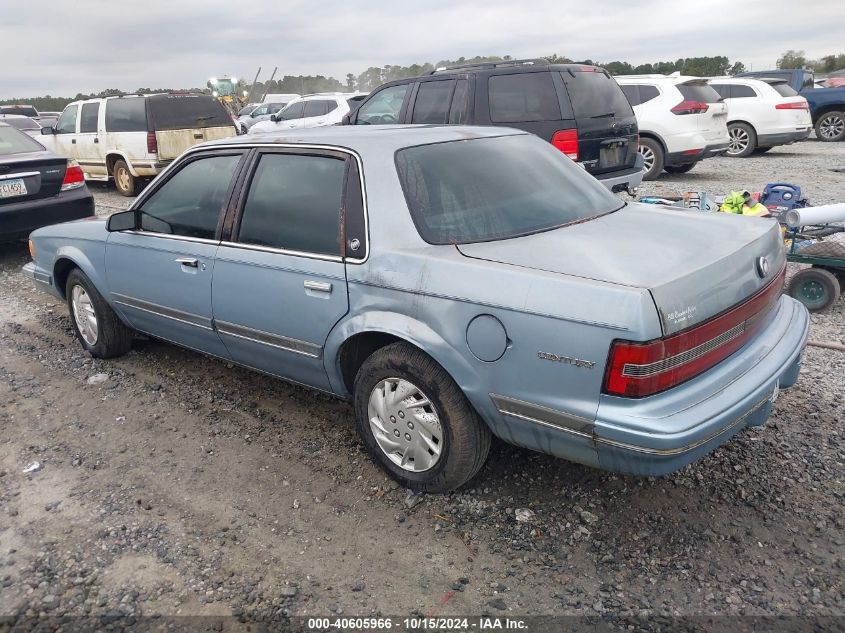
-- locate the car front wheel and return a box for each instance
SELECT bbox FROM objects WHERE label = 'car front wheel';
[353,342,491,493]
[66,269,133,358]
[815,111,845,142]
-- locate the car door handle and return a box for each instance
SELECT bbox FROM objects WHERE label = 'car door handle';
[304,280,332,293]
[176,257,198,268]
[71,139,76,144]
[94,138,99,143]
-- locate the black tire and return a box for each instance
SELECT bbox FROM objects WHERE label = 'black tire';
[353,342,491,493]
[814,111,845,142]
[638,137,664,181]
[752,147,773,154]
[726,122,757,157]
[787,267,841,312]
[112,159,139,197]
[66,269,133,358]
[664,162,696,174]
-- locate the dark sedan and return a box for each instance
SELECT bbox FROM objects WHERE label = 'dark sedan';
[0,123,94,241]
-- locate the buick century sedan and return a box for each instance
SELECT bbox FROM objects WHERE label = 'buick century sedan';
[23,126,809,492]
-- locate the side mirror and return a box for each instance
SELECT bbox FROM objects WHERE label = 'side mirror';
[270,113,278,122]
[341,112,352,125]
[40,126,54,135]
[106,209,137,232]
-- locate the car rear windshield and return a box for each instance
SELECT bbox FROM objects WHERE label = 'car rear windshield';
[146,94,232,130]
[0,106,38,117]
[0,126,44,155]
[677,83,722,103]
[395,134,623,244]
[3,116,39,130]
[769,82,798,97]
[565,70,633,118]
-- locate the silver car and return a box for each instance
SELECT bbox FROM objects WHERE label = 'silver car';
[23,126,809,492]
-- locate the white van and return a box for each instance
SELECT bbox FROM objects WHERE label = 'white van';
[40,93,237,196]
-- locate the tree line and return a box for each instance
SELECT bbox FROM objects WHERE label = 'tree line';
[4,50,844,111]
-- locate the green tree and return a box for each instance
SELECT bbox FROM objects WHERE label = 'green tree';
[777,49,807,69]
[729,61,747,75]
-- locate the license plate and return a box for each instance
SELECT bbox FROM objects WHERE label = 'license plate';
[599,145,624,168]
[0,178,27,198]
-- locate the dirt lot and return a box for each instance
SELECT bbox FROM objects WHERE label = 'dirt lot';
[0,140,843,629]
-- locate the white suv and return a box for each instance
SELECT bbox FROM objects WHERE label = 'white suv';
[249,93,367,134]
[707,77,812,157]
[616,75,729,180]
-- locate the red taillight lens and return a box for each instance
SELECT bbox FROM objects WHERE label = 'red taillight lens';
[60,159,85,191]
[146,131,158,154]
[775,101,809,111]
[603,265,785,398]
[671,100,709,115]
[552,129,579,160]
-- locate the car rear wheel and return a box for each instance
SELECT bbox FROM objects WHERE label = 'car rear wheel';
[664,162,696,174]
[353,342,491,493]
[726,123,757,157]
[113,160,139,197]
[787,267,841,312]
[638,138,664,180]
[815,111,845,142]
[66,269,133,358]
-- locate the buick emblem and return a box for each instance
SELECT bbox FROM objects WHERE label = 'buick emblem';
[755,256,770,278]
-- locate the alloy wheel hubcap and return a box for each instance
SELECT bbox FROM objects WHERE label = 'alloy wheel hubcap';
[639,146,655,173]
[820,115,844,139]
[71,284,98,346]
[728,128,749,154]
[367,378,443,472]
[116,168,130,191]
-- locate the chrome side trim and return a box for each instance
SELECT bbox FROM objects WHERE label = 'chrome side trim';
[594,395,771,456]
[0,171,40,180]
[123,231,220,246]
[215,320,322,359]
[490,394,594,437]
[218,241,343,263]
[111,293,213,331]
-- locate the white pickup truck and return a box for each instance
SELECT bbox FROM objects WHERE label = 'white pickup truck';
[39,93,237,196]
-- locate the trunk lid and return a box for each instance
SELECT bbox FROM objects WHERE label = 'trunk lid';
[457,203,785,335]
[678,80,728,143]
[0,152,66,206]
[561,69,639,175]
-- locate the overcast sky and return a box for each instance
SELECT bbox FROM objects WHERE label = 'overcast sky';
[4,0,843,98]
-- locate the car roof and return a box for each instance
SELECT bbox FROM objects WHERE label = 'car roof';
[707,77,774,86]
[198,124,527,154]
[0,114,32,119]
[615,74,706,85]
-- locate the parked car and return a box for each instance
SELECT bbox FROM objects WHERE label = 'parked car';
[616,75,728,179]
[738,69,845,142]
[39,93,237,196]
[0,104,40,118]
[237,102,288,133]
[249,93,367,134]
[707,77,812,157]
[343,59,644,193]
[0,114,42,137]
[237,104,260,117]
[0,122,93,241]
[261,93,301,105]
[23,125,809,491]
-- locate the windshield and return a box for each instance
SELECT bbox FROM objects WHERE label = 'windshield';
[0,126,45,155]
[395,134,624,244]
[2,116,40,130]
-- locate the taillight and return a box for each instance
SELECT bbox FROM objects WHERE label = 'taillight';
[147,131,158,154]
[552,129,579,160]
[671,100,709,115]
[60,159,85,192]
[603,265,785,398]
[775,101,809,111]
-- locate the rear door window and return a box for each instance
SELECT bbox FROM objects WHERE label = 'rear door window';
[80,102,99,133]
[620,84,660,106]
[563,70,633,118]
[449,80,469,123]
[677,83,722,103]
[55,105,78,134]
[355,84,409,124]
[411,80,455,124]
[303,100,334,117]
[488,73,560,122]
[105,98,147,132]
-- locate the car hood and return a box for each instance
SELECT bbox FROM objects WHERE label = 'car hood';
[457,203,785,335]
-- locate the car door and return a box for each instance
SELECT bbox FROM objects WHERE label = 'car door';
[105,150,246,358]
[212,148,363,391]
[51,103,79,160]
[74,101,107,176]
[275,101,306,129]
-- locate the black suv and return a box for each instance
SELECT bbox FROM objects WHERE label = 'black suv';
[344,59,643,192]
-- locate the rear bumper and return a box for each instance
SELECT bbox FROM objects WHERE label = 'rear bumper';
[664,141,729,166]
[593,154,644,192]
[0,186,94,241]
[758,129,812,148]
[594,296,809,475]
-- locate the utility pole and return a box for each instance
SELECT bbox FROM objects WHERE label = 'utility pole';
[245,67,262,105]
[260,67,278,102]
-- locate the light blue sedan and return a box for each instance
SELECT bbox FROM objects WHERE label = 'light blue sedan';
[23,126,809,492]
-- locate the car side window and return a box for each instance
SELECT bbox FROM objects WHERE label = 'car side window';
[355,84,409,124]
[731,85,757,98]
[488,73,561,123]
[710,84,731,99]
[55,105,78,134]
[411,80,455,124]
[303,100,329,118]
[80,103,99,133]
[139,154,241,240]
[237,153,345,256]
[105,98,147,132]
[449,80,469,124]
[277,102,306,121]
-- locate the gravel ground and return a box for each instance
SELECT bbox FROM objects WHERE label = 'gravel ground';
[0,139,843,630]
